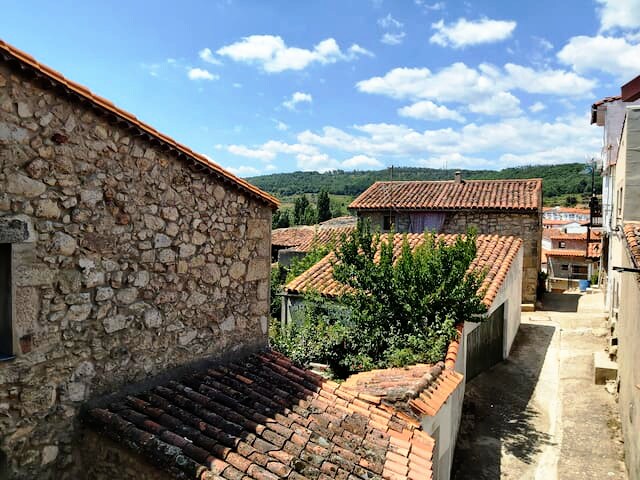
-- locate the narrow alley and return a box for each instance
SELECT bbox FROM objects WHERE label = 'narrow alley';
[452,292,627,480]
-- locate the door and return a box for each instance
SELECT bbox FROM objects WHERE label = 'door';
[466,303,504,380]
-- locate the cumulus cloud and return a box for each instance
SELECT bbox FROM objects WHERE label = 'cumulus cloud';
[187,68,219,80]
[378,13,403,29]
[283,92,313,111]
[596,0,640,31]
[198,48,222,65]
[468,92,521,116]
[430,17,517,48]
[398,100,465,122]
[216,35,372,72]
[381,32,406,45]
[356,62,595,102]
[341,155,384,169]
[557,35,640,78]
[529,102,546,113]
[225,165,262,177]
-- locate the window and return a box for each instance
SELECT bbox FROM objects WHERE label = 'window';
[383,215,395,231]
[0,243,12,360]
[572,265,588,275]
[559,241,566,248]
[561,264,569,271]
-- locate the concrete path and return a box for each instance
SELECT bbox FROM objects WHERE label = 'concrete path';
[452,292,627,480]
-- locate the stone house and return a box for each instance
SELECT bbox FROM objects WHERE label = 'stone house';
[348,174,542,304]
[282,232,524,478]
[0,40,279,478]
[594,74,640,477]
[271,225,354,265]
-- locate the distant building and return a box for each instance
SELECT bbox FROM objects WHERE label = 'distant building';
[593,74,640,479]
[348,174,542,303]
[542,231,601,291]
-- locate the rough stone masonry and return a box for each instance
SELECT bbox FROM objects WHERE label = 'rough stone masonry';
[0,59,272,479]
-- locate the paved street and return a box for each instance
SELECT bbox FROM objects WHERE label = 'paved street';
[452,292,627,480]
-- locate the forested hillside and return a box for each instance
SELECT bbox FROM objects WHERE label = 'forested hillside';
[248,163,602,199]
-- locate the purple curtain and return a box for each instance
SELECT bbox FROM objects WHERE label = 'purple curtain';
[409,213,446,233]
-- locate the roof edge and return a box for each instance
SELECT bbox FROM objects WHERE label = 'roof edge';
[0,39,279,209]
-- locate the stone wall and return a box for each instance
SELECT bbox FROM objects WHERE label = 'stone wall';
[359,210,541,303]
[0,63,272,479]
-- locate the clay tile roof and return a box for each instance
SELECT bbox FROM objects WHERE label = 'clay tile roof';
[86,350,436,480]
[0,39,279,209]
[588,242,602,259]
[348,179,542,211]
[592,95,622,108]
[272,226,356,252]
[543,207,590,215]
[547,231,602,241]
[285,233,522,308]
[623,222,640,267]
[544,249,587,258]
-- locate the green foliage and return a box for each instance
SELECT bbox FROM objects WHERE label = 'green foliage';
[564,195,578,207]
[270,264,286,320]
[317,190,332,223]
[292,195,317,225]
[272,209,291,229]
[248,163,602,200]
[271,221,487,378]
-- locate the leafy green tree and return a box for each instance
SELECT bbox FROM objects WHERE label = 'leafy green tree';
[317,190,331,223]
[272,209,291,229]
[564,196,578,207]
[293,195,310,225]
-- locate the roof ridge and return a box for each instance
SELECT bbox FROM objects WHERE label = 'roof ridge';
[0,38,279,208]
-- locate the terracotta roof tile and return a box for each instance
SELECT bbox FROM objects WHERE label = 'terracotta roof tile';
[284,233,522,307]
[348,179,542,211]
[272,226,356,252]
[0,39,279,209]
[272,228,316,248]
[543,207,590,215]
[592,95,622,108]
[544,249,588,258]
[623,222,640,268]
[546,231,602,241]
[86,350,436,479]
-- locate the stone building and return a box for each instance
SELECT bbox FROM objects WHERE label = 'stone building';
[348,174,542,304]
[0,40,278,478]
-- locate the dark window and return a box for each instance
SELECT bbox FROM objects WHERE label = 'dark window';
[561,264,569,271]
[559,241,566,248]
[0,243,12,360]
[572,265,588,275]
[383,215,395,231]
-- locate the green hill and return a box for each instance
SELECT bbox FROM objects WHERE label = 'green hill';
[248,163,601,203]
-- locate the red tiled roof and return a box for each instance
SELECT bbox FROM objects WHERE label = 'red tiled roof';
[272,226,356,252]
[543,207,590,215]
[592,96,622,108]
[0,39,279,209]
[623,222,640,268]
[547,231,602,241]
[588,242,601,259]
[86,350,437,480]
[272,228,316,248]
[544,249,587,258]
[284,233,522,307]
[348,179,542,211]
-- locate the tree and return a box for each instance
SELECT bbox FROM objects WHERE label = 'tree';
[317,190,331,223]
[272,209,291,229]
[565,196,578,207]
[293,195,310,225]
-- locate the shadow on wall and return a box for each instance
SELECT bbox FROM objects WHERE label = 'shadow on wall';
[539,292,581,313]
[451,323,556,480]
[0,449,8,480]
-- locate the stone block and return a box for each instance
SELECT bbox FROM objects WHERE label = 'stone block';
[0,217,29,243]
[594,351,618,385]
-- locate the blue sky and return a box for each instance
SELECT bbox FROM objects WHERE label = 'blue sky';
[2,0,640,176]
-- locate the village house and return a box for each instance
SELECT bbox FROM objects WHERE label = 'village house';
[271,225,354,265]
[542,230,601,291]
[348,175,541,304]
[0,39,492,480]
[542,206,590,231]
[282,232,523,477]
[0,40,279,478]
[593,74,640,479]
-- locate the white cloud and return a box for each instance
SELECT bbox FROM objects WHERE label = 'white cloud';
[198,47,222,65]
[216,35,371,72]
[275,120,289,131]
[529,101,546,113]
[296,114,600,166]
[557,35,640,78]
[187,68,218,81]
[225,165,262,177]
[227,140,319,163]
[341,155,384,169]
[415,1,445,11]
[596,0,640,31]
[417,153,494,169]
[468,92,521,116]
[283,92,313,111]
[430,18,517,48]
[398,100,465,122]
[356,62,595,102]
[378,14,403,29]
[381,32,406,45]
[227,145,275,161]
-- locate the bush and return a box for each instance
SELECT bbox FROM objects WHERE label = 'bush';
[271,221,487,378]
